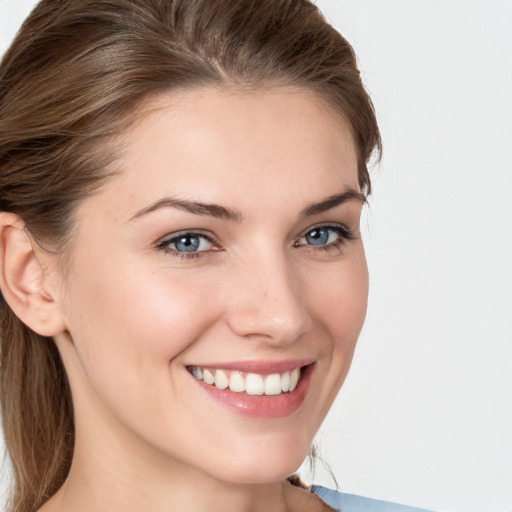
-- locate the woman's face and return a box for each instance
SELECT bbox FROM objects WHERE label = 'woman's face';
[54,87,368,484]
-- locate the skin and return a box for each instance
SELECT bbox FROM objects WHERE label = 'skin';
[1,87,368,512]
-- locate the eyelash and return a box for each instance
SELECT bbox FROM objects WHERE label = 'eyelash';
[295,224,354,253]
[157,230,219,259]
[157,224,354,260]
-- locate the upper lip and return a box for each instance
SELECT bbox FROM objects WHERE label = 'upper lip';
[186,358,315,375]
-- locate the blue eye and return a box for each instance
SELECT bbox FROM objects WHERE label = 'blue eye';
[297,224,351,248]
[159,232,214,255]
[304,227,331,245]
[173,235,201,252]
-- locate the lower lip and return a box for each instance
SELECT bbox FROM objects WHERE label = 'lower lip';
[191,364,314,419]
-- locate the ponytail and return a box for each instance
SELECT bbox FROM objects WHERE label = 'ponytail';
[0,304,73,512]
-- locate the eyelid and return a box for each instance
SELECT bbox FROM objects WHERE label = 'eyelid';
[156,229,221,252]
[295,223,353,245]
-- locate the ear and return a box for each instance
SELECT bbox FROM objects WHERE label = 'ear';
[0,213,66,337]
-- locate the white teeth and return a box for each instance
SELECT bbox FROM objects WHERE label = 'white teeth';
[189,365,304,395]
[245,373,264,395]
[264,373,282,396]
[281,371,290,392]
[203,369,215,385]
[229,372,245,393]
[191,366,203,380]
[289,368,300,392]
[214,370,229,390]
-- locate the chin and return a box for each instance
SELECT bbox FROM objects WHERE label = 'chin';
[210,435,311,485]
[221,462,304,486]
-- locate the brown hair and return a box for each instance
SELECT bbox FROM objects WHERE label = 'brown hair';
[0,1,381,510]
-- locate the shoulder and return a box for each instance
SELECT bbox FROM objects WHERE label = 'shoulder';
[310,485,436,512]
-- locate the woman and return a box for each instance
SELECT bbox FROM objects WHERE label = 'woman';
[0,1,432,511]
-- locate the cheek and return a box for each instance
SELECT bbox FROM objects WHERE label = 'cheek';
[303,253,368,421]
[61,255,222,396]
[59,257,228,454]
[308,252,369,347]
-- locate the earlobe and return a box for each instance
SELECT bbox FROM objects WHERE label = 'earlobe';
[0,213,66,337]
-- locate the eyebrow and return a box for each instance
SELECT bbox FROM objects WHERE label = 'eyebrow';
[129,188,365,223]
[301,188,366,217]
[129,198,243,222]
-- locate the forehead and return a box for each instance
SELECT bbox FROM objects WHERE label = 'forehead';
[81,86,359,222]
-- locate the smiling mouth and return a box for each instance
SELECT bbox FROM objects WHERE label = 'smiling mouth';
[186,366,304,396]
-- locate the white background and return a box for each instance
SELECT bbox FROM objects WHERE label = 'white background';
[1,1,511,511]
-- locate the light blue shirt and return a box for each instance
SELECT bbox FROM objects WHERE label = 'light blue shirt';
[311,485,435,512]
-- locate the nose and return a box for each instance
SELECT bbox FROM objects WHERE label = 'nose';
[225,251,312,345]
